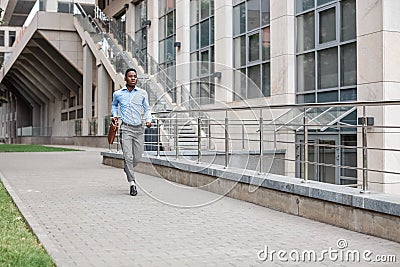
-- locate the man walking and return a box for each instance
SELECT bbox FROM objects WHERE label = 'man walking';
[111,68,152,196]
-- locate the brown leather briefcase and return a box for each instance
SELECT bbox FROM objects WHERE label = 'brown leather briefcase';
[107,119,118,144]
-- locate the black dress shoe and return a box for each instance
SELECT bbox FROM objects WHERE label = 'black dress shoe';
[130,185,137,196]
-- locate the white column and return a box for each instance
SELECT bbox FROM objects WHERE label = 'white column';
[83,44,93,136]
[270,0,296,177]
[97,64,109,136]
[270,0,296,105]
[175,0,191,105]
[147,0,159,62]
[357,0,400,194]
[214,0,234,103]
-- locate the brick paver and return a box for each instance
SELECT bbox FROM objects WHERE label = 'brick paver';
[0,147,399,267]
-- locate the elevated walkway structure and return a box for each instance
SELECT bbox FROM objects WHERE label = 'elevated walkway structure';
[0,3,200,149]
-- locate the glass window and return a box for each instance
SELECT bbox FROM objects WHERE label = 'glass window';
[297,93,315,103]
[233,3,246,36]
[61,112,68,121]
[200,50,209,75]
[340,89,356,101]
[190,53,198,78]
[341,0,356,41]
[166,12,174,36]
[234,36,246,68]
[160,0,166,14]
[8,31,16,47]
[317,91,338,102]
[319,7,336,44]
[69,110,76,120]
[210,17,214,44]
[0,31,4,46]
[297,12,315,52]
[248,32,260,62]
[248,65,262,98]
[233,0,270,99]
[159,0,176,76]
[190,0,199,25]
[317,0,335,6]
[247,0,260,31]
[297,52,315,92]
[262,27,270,60]
[159,17,165,39]
[261,0,270,26]
[340,43,357,87]
[165,37,175,61]
[200,20,210,48]
[191,81,199,98]
[190,0,215,104]
[318,47,338,89]
[58,1,72,13]
[296,0,357,104]
[296,0,315,14]
[135,1,147,30]
[201,0,210,20]
[235,68,246,99]
[262,63,271,96]
[200,78,210,104]
[159,40,165,63]
[190,25,199,52]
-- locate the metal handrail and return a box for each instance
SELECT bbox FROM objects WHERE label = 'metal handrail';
[151,99,400,115]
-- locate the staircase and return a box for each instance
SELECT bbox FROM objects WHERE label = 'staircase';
[73,3,204,151]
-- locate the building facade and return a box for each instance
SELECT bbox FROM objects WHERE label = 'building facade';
[1,0,400,194]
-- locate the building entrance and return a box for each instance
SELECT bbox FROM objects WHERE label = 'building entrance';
[296,135,339,184]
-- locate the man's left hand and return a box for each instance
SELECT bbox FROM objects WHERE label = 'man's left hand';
[146,122,152,128]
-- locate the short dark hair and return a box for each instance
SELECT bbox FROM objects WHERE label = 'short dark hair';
[125,68,137,77]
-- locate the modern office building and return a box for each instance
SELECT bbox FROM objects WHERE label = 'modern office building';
[0,0,399,194]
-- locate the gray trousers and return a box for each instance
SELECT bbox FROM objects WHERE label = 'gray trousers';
[120,124,144,182]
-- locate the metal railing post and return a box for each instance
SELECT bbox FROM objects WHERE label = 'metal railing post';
[156,118,160,158]
[303,114,309,182]
[361,105,368,193]
[197,117,201,163]
[259,111,264,174]
[208,119,212,150]
[175,115,179,160]
[242,123,245,151]
[225,114,229,168]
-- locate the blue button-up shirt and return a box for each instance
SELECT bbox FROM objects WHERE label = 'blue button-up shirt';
[111,87,152,125]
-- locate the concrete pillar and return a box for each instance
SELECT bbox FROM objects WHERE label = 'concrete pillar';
[83,44,93,136]
[270,0,296,177]
[32,105,41,128]
[147,0,159,61]
[97,64,109,136]
[357,0,400,194]
[214,0,234,103]
[175,0,191,105]
[270,0,296,105]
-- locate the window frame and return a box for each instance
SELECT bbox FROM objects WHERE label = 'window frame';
[190,0,215,105]
[295,0,357,103]
[232,0,271,100]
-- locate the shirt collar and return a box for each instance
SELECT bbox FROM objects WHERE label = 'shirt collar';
[122,87,138,92]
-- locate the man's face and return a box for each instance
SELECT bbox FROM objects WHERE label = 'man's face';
[125,71,138,87]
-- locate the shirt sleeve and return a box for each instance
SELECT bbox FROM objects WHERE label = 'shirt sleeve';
[111,92,119,117]
[142,91,152,123]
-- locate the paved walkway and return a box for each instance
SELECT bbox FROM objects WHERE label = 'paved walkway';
[0,146,399,267]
